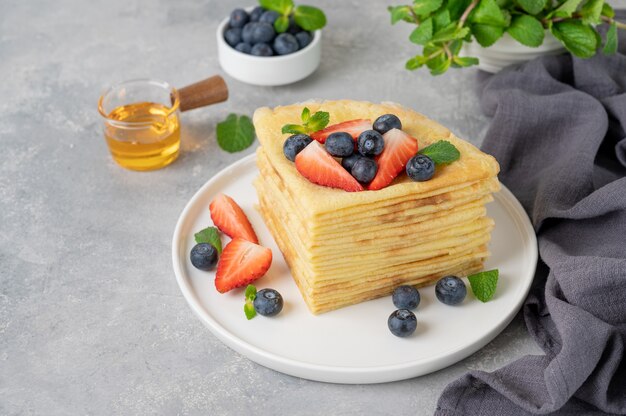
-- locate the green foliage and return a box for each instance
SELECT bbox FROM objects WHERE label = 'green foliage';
[216,114,255,153]
[418,140,461,164]
[468,269,499,302]
[388,0,625,75]
[194,226,222,253]
[281,107,330,135]
[260,0,326,33]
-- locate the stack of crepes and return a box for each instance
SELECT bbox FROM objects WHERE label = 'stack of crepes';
[253,100,500,315]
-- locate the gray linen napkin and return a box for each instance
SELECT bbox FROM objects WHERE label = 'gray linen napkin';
[435,14,626,416]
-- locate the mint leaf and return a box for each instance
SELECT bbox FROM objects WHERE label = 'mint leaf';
[551,20,598,58]
[603,23,618,55]
[433,9,451,32]
[194,226,222,253]
[281,124,307,135]
[301,107,311,123]
[468,269,499,302]
[412,0,444,16]
[452,56,479,67]
[426,54,451,75]
[293,5,327,31]
[259,0,293,14]
[244,284,257,320]
[601,2,615,18]
[508,15,544,47]
[553,0,583,18]
[431,24,470,43]
[389,5,414,24]
[274,15,289,33]
[516,0,545,15]
[406,55,427,70]
[448,0,473,20]
[580,0,603,24]
[419,140,461,164]
[306,111,330,132]
[470,0,507,27]
[471,23,505,47]
[216,114,255,153]
[410,18,434,45]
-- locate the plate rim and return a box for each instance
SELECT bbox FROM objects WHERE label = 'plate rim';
[172,153,538,383]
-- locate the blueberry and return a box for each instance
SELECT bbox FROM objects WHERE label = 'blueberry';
[406,154,435,182]
[283,134,312,161]
[259,10,280,24]
[295,31,312,49]
[251,42,274,56]
[254,288,284,317]
[235,42,252,54]
[287,16,302,34]
[435,276,467,305]
[373,114,402,134]
[351,157,378,183]
[190,243,218,271]
[224,27,242,47]
[229,8,249,29]
[273,33,299,55]
[388,309,417,337]
[357,130,385,157]
[249,6,264,22]
[242,22,275,44]
[341,153,362,171]
[392,285,421,310]
[325,132,354,157]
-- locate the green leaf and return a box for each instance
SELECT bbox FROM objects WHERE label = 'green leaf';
[431,23,470,43]
[448,0,472,20]
[601,2,615,18]
[293,5,327,31]
[216,114,255,153]
[433,9,451,32]
[244,302,256,320]
[516,0,545,15]
[389,5,414,24]
[281,124,307,135]
[471,23,505,46]
[603,23,618,54]
[507,15,545,47]
[553,0,583,18]
[468,269,499,302]
[301,107,311,123]
[274,15,289,33]
[306,111,330,132]
[259,0,293,14]
[426,54,451,75]
[410,18,434,45]
[470,0,507,27]
[452,56,479,67]
[419,140,461,164]
[412,0,444,16]
[580,0,603,24]
[245,284,257,301]
[194,226,222,253]
[551,20,598,58]
[449,39,463,55]
[406,56,427,70]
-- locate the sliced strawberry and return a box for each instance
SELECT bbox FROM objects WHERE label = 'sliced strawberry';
[310,119,372,143]
[209,193,259,244]
[368,128,419,191]
[215,238,272,293]
[295,141,364,192]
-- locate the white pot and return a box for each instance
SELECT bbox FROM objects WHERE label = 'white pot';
[462,32,565,73]
[216,10,322,86]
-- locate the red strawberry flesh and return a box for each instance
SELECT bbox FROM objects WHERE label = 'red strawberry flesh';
[215,238,272,293]
[295,141,364,192]
[368,128,419,190]
[209,193,259,244]
[310,119,372,143]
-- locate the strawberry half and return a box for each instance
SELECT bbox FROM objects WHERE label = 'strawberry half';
[295,141,364,192]
[310,119,372,143]
[215,238,272,293]
[368,128,419,191]
[209,193,259,244]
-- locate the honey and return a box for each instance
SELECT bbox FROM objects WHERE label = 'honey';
[104,102,180,171]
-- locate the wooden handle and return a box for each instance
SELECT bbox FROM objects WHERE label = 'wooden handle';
[176,75,229,112]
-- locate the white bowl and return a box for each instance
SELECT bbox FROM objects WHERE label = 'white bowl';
[216,12,322,86]
[463,32,564,73]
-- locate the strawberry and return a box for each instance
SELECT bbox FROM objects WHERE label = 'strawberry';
[215,238,272,293]
[310,119,372,143]
[368,128,419,191]
[209,193,259,244]
[295,141,364,192]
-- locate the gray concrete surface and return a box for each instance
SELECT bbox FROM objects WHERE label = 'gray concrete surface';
[3,0,624,414]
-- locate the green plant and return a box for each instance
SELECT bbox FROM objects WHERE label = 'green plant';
[260,0,327,33]
[388,0,625,74]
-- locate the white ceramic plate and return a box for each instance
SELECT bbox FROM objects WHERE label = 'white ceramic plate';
[172,154,537,384]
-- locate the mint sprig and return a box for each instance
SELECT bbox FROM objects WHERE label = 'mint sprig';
[194,226,222,253]
[259,0,326,33]
[419,140,460,165]
[244,284,257,320]
[281,107,329,135]
[468,269,499,302]
[216,114,255,153]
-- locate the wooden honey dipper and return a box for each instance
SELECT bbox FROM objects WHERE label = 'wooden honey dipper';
[174,75,229,112]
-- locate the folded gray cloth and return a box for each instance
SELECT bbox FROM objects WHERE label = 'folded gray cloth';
[435,16,626,416]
